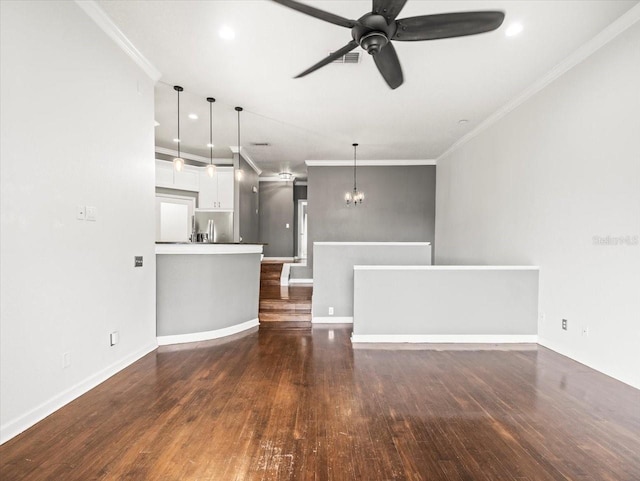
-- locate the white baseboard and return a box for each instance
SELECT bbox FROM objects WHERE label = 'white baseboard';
[280,263,291,286]
[0,341,157,445]
[351,334,538,344]
[157,319,259,346]
[263,257,294,261]
[312,316,353,324]
[289,278,313,284]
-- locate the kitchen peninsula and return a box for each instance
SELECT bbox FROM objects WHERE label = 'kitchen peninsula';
[156,242,263,345]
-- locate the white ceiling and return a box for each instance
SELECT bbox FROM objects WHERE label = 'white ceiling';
[98,0,637,178]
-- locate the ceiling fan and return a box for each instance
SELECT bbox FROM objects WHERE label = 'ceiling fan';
[272,0,505,89]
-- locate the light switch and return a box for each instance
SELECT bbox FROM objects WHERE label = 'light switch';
[86,206,97,221]
[76,205,86,220]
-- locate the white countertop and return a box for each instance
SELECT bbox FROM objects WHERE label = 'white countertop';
[155,243,263,255]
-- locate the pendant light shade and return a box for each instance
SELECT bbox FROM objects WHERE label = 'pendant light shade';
[173,85,184,172]
[206,97,217,178]
[345,143,364,205]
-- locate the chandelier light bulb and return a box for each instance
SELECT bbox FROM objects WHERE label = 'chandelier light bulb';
[173,157,185,172]
[206,164,216,178]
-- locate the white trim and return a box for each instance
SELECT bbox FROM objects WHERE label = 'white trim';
[0,342,157,445]
[306,159,437,167]
[155,244,263,255]
[313,316,353,324]
[294,181,308,186]
[155,147,233,165]
[351,334,538,344]
[289,278,313,284]
[438,4,640,161]
[75,1,161,82]
[157,319,259,346]
[353,265,539,271]
[314,241,431,246]
[230,146,263,175]
[259,177,297,182]
[280,263,291,286]
[263,257,295,261]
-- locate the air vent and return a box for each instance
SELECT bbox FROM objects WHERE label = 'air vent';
[331,51,360,64]
[250,142,271,147]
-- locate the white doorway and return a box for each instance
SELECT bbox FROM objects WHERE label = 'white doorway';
[155,193,195,242]
[297,200,308,259]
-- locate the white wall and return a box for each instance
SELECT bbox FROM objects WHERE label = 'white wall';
[0,1,157,442]
[436,22,640,388]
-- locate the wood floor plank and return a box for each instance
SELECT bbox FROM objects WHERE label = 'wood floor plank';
[1,327,639,480]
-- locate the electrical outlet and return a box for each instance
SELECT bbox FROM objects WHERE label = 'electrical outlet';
[134,256,143,267]
[286,223,290,229]
[562,319,567,330]
[63,352,71,368]
[110,331,119,346]
[76,205,86,220]
[328,307,334,316]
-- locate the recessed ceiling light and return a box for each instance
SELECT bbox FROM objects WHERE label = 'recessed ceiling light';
[207,143,214,148]
[219,25,235,40]
[188,113,198,120]
[505,23,523,37]
[173,138,180,143]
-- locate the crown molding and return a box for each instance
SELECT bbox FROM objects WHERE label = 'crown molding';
[75,0,162,82]
[230,146,263,175]
[305,159,437,167]
[438,3,640,161]
[155,147,232,165]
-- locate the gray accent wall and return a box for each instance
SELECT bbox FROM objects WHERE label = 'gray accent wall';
[293,185,308,257]
[157,253,261,336]
[353,267,539,337]
[259,182,294,257]
[236,155,260,243]
[298,165,436,278]
[313,242,432,318]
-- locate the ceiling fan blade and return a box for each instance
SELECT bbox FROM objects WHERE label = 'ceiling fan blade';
[372,0,408,23]
[295,40,359,78]
[271,0,357,29]
[373,42,403,89]
[393,11,505,41]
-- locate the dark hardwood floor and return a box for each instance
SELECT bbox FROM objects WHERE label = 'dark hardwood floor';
[1,327,639,480]
[259,262,312,329]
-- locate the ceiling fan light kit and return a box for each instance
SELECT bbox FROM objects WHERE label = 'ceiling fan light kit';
[272,0,505,89]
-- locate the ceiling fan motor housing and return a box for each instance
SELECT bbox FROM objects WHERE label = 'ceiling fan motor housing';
[352,13,396,54]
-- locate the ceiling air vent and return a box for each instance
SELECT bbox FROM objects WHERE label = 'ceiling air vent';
[331,51,360,64]
[250,142,271,147]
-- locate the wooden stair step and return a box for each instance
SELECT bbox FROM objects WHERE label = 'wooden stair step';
[259,312,311,323]
[259,299,311,311]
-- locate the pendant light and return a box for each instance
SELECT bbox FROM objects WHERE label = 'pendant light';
[206,97,216,178]
[173,85,184,172]
[345,143,364,205]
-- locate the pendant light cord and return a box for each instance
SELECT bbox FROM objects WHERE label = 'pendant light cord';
[353,143,358,191]
[209,100,213,164]
[177,89,181,158]
[235,106,243,163]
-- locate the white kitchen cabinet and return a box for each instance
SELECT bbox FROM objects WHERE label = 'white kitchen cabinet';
[198,167,234,210]
[155,159,199,192]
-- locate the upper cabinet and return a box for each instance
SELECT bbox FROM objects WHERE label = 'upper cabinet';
[198,167,234,210]
[155,160,199,191]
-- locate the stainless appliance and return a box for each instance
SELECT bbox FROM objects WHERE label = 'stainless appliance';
[194,211,234,243]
